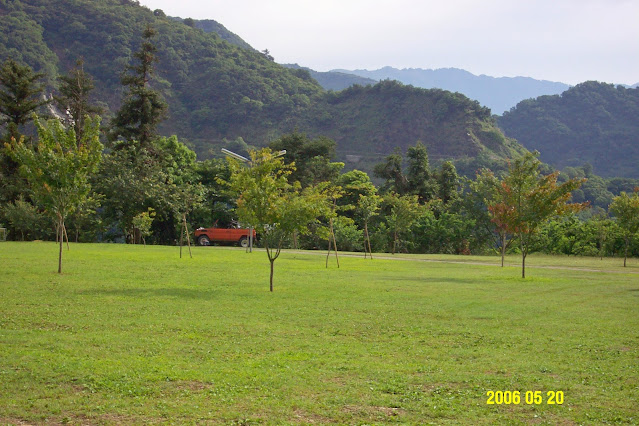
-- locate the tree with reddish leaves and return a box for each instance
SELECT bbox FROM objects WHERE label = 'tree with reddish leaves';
[487,152,587,278]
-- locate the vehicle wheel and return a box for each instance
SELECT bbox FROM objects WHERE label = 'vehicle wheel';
[239,237,249,248]
[197,235,210,246]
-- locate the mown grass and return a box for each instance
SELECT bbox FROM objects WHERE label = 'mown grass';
[0,242,637,424]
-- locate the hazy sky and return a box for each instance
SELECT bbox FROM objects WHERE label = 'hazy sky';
[137,0,638,85]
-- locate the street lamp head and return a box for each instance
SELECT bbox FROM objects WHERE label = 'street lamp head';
[221,148,249,162]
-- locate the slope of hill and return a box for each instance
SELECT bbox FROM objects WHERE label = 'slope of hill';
[303,80,526,170]
[334,67,570,115]
[0,0,524,172]
[169,17,255,51]
[497,81,639,178]
[168,18,375,93]
[282,64,376,91]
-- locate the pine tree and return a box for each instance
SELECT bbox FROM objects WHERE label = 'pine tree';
[55,59,102,144]
[0,59,49,142]
[406,141,438,202]
[437,161,459,204]
[110,25,167,149]
[0,59,49,204]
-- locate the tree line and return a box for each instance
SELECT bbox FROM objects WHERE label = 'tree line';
[1,27,638,283]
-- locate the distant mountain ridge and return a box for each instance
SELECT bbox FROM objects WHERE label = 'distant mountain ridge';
[282,64,376,91]
[333,67,570,114]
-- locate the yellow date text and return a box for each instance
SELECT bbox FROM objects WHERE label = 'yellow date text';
[486,390,564,405]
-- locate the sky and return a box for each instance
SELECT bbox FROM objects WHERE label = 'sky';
[137,0,639,85]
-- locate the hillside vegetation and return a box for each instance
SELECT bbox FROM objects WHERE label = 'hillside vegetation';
[307,81,526,169]
[0,0,523,168]
[180,17,255,51]
[498,81,639,178]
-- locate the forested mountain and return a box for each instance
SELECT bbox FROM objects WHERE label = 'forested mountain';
[0,0,325,144]
[498,82,639,178]
[0,0,523,171]
[334,67,570,115]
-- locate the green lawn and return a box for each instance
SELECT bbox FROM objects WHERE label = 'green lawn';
[1,242,637,424]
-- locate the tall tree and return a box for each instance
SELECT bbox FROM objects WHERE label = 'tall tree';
[97,136,196,247]
[488,152,586,278]
[406,141,438,202]
[437,161,460,205]
[609,191,639,267]
[110,25,167,149]
[6,115,103,273]
[374,148,408,195]
[0,59,50,205]
[0,59,49,141]
[335,169,376,220]
[269,132,343,187]
[375,142,449,204]
[54,58,102,144]
[94,145,167,244]
[224,148,327,291]
[385,192,421,254]
[155,135,204,247]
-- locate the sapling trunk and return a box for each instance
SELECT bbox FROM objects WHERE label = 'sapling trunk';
[265,237,280,292]
[501,233,506,267]
[269,259,274,292]
[365,223,373,259]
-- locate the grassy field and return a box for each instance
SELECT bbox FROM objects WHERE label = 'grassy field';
[0,242,637,424]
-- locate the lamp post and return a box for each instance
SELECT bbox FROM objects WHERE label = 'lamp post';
[221,148,286,252]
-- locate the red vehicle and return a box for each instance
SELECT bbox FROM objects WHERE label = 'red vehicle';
[194,221,256,247]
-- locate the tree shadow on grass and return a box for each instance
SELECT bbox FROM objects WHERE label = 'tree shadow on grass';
[78,287,219,300]
[376,276,495,285]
